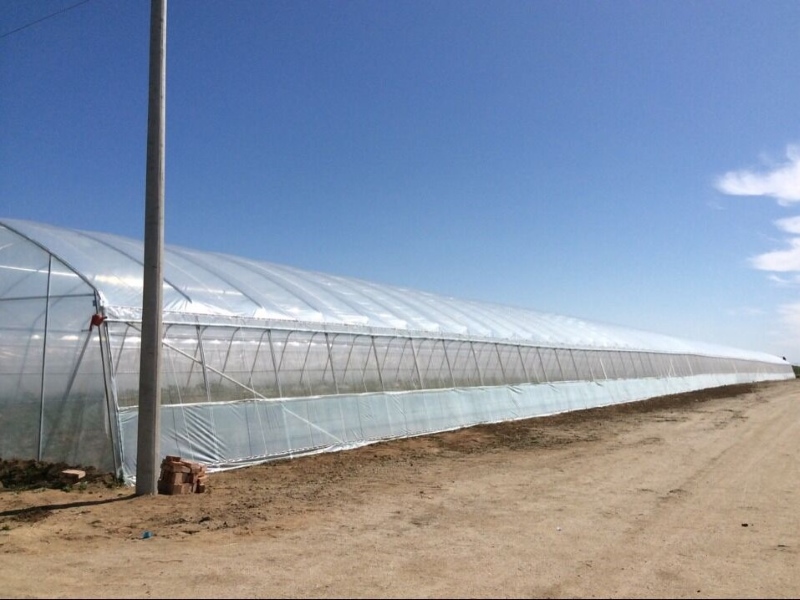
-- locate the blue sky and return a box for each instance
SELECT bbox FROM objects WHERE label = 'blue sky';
[2,0,800,361]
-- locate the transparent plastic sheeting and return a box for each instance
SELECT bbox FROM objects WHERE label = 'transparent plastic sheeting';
[0,225,115,471]
[1,218,786,364]
[1,218,794,479]
[118,370,788,482]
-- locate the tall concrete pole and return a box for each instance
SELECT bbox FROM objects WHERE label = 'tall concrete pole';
[136,0,167,496]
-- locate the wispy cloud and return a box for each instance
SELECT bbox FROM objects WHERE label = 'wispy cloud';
[716,146,800,273]
[775,215,800,234]
[767,273,799,286]
[749,238,800,272]
[715,145,800,206]
[750,216,800,273]
[717,144,800,360]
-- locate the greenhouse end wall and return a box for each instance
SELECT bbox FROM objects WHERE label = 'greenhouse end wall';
[0,225,116,472]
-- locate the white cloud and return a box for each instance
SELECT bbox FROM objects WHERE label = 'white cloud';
[717,145,800,361]
[749,238,800,271]
[775,215,800,234]
[767,273,798,286]
[715,145,800,205]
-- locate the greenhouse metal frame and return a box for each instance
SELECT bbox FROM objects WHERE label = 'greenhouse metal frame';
[0,218,793,483]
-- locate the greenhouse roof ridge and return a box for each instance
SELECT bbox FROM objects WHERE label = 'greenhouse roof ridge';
[0,217,786,364]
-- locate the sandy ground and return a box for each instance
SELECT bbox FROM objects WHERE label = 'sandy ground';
[1,379,799,599]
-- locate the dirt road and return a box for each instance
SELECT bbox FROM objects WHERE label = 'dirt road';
[2,379,799,599]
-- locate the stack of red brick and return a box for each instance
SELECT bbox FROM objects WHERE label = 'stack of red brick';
[157,455,208,495]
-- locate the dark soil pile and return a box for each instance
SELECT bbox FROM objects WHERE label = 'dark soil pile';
[0,458,118,490]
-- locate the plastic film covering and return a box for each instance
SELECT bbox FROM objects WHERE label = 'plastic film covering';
[1,218,795,480]
[109,318,791,480]
[0,225,115,471]
[104,321,793,408]
[118,368,788,482]
[1,218,788,363]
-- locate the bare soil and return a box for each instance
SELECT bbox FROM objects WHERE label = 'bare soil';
[1,380,799,598]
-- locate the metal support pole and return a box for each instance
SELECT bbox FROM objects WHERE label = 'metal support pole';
[136,0,167,496]
[370,336,385,392]
[37,255,53,460]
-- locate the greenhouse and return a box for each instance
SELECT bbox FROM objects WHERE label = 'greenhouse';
[0,218,793,483]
